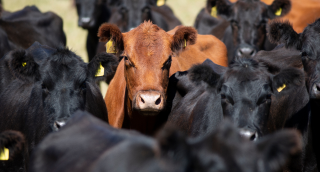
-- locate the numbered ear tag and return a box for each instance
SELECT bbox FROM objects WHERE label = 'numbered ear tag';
[157,0,165,6]
[22,62,27,67]
[275,8,282,16]
[184,39,187,48]
[106,40,117,54]
[0,147,9,161]
[277,84,286,92]
[95,62,105,77]
[211,6,217,18]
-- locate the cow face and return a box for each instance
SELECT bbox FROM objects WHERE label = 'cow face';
[107,0,157,32]
[189,58,304,140]
[213,0,290,58]
[75,0,106,28]
[98,22,196,115]
[6,48,118,131]
[268,19,320,99]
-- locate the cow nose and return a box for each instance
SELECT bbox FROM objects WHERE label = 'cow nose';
[78,17,91,27]
[311,83,320,99]
[53,120,66,130]
[81,17,91,24]
[239,129,258,141]
[237,46,256,57]
[135,91,164,113]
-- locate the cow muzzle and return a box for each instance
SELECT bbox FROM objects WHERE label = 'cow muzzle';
[235,44,257,58]
[133,91,165,115]
[239,128,258,141]
[311,83,320,99]
[53,120,67,131]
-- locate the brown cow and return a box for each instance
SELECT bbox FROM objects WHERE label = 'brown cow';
[98,21,227,135]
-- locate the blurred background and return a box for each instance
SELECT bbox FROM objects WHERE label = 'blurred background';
[2,0,206,62]
[2,0,206,96]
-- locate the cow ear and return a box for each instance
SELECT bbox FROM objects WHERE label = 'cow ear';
[216,0,233,19]
[188,63,221,88]
[267,0,291,19]
[268,20,301,49]
[156,125,189,161]
[171,27,197,53]
[0,131,25,161]
[9,50,41,82]
[256,130,302,172]
[87,52,119,82]
[98,23,124,55]
[272,68,304,94]
[148,0,166,6]
[206,0,218,17]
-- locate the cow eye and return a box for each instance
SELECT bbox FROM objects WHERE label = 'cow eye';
[42,84,49,94]
[79,81,86,91]
[123,56,135,67]
[221,94,234,105]
[120,7,128,14]
[142,7,150,13]
[257,94,271,105]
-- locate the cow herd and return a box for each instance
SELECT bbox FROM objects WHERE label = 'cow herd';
[1,0,320,172]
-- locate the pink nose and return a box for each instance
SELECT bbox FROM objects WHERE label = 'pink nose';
[135,91,164,112]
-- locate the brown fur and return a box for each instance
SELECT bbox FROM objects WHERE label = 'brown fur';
[104,22,228,135]
[172,27,197,52]
[98,23,124,53]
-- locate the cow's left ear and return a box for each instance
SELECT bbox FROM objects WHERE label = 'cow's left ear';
[98,23,124,55]
[9,50,41,82]
[87,52,119,82]
[148,0,166,6]
[171,27,197,53]
[267,0,291,19]
[272,68,304,94]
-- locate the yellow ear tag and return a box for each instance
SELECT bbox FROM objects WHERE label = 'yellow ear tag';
[157,0,165,6]
[106,40,116,54]
[0,147,9,161]
[184,39,187,48]
[95,62,104,77]
[275,8,282,16]
[22,62,26,67]
[277,84,286,92]
[211,6,218,18]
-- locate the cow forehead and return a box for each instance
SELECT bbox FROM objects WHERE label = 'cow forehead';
[123,0,148,7]
[233,1,265,19]
[123,23,172,64]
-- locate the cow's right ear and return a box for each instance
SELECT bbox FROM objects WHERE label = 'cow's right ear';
[98,23,124,54]
[216,0,233,19]
[87,52,119,82]
[188,63,221,88]
[0,131,25,161]
[268,20,301,49]
[171,27,197,53]
[272,68,304,94]
[9,50,41,82]
[206,0,217,17]
[256,130,302,172]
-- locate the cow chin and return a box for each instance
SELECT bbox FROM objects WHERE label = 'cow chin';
[132,90,165,116]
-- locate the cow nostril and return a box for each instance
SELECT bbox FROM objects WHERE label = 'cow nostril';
[250,50,255,56]
[140,97,145,104]
[316,84,320,91]
[250,133,256,141]
[54,120,66,130]
[155,96,161,105]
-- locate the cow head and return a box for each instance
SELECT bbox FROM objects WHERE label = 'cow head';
[189,58,304,140]
[5,46,118,131]
[75,0,107,28]
[107,0,163,32]
[268,19,320,99]
[213,0,290,58]
[98,21,196,115]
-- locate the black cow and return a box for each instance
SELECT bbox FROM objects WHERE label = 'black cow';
[195,0,290,62]
[30,110,301,172]
[75,0,112,61]
[0,131,26,172]
[0,6,66,58]
[167,56,316,171]
[0,42,118,171]
[268,18,320,172]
